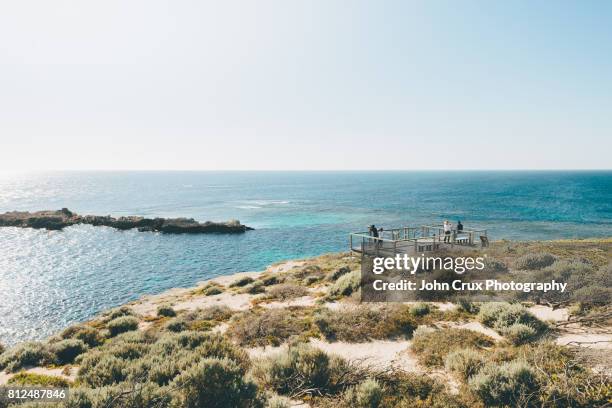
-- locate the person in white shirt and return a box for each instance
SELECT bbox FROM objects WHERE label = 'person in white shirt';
[443,220,452,243]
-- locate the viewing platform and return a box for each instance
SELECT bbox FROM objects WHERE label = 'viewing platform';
[349,224,488,257]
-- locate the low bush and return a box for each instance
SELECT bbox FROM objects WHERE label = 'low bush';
[520,342,612,407]
[251,344,338,396]
[261,275,280,286]
[201,285,224,296]
[573,286,611,306]
[304,275,322,286]
[78,354,129,386]
[493,304,546,332]
[165,317,188,332]
[157,305,176,317]
[60,324,102,347]
[107,316,139,337]
[105,306,135,321]
[0,342,54,372]
[456,298,479,314]
[502,323,538,345]
[444,349,486,380]
[412,328,494,367]
[243,280,266,294]
[314,306,415,342]
[328,270,360,298]
[51,339,88,364]
[469,361,540,407]
[484,257,508,273]
[170,357,261,408]
[8,372,70,387]
[192,305,233,321]
[409,303,430,317]
[227,308,313,347]
[329,266,351,281]
[514,252,556,270]
[229,276,255,288]
[342,378,383,408]
[479,303,547,344]
[478,302,510,327]
[267,284,308,300]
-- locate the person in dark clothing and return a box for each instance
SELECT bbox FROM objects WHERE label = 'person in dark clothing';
[457,221,463,232]
[369,224,379,238]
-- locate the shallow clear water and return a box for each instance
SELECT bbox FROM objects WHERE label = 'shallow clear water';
[0,171,610,345]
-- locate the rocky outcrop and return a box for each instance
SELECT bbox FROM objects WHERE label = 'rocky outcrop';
[0,208,253,233]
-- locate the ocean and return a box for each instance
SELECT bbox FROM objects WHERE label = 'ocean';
[0,171,610,345]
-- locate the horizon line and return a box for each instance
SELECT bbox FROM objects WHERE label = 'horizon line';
[1,168,611,173]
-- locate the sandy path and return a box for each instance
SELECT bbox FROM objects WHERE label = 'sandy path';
[309,339,419,372]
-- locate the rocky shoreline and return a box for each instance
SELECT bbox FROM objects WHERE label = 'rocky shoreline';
[0,208,253,233]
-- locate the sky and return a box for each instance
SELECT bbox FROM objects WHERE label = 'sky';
[0,0,611,171]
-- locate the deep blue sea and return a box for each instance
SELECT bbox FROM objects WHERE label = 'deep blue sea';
[0,171,611,345]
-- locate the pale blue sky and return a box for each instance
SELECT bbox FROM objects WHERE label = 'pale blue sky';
[0,1,610,170]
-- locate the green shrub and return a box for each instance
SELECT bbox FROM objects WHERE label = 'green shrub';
[78,354,128,386]
[304,275,321,286]
[165,318,188,332]
[519,342,611,407]
[0,342,5,355]
[493,304,545,331]
[67,383,173,408]
[456,298,479,314]
[329,266,351,281]
[267,284,308,300]
[514,252,556,270]
[204,286,224,296]
[251,344,335,396]
[229,276,255,288]
[192,305,233,321]
[477,302,509,327]
[409,303,431,317]
[261,276,279,286]
[328,270,360,297]
[170,357,260,408]
[484,258,508,272]
[51,339,88,364]
[8,372,70,387]
[228,308,312,347]
[502,323,538,345]
[343,378,383,408]
[412,328,494,367]
[60,325,102,347]
[0,342,54,372]
[573,286,611,306]
[444,349,486,380]
[107,316,139,337]
[105,306,135,321]
[157,305,176,317]
[314,306,415,342]
[243,280,266,294]
[469,361,539,407]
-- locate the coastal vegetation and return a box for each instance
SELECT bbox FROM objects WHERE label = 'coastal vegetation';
[0,239,610,407]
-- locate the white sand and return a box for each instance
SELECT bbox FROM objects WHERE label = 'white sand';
[309,339,419,372]
[261,295,317,309]
[556,333,612,349]
[438,321,503,341]
[528,305,569,322]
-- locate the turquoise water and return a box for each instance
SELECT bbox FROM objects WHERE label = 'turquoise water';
[0,171,610,345]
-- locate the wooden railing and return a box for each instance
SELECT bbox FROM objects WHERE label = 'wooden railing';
[349,225,488,256]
